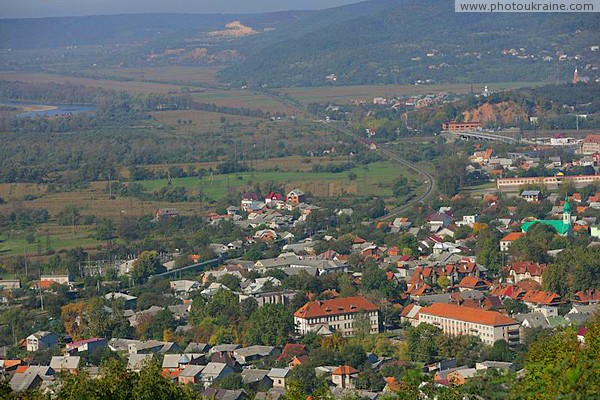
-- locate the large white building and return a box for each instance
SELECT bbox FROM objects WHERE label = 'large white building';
[417,303,520,347]
[294,296,380,336]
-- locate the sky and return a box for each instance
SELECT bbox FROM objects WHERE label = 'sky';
[1,0,364,19]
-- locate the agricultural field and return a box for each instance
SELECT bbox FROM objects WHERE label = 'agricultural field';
[280,82,540,105]
[79,66,223,87]
[138,161,423,200]
[0,71,186,94]
[0,224,102,258]
[151,109,264,134]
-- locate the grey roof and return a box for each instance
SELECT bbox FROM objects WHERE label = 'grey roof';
[185,342,210,353]
[10,372,42,392]
[202,388,247,400]
[514,312,549,328]
[234,345,276,358]
[436,365,469,380]
[202,362,231,377]
[268,368,290,378]
[476,361,515,371]
[241,369,270,384]
[521,190,541,196]
[179,365,205,378]
[211,344,241,353]
[10,366,54,392]
[127,354,153,371]
[50,356,80,371]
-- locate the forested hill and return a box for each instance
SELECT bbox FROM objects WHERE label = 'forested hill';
[0,11,309,49]
[219,0,600,86]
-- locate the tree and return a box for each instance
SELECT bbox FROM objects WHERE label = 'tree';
[201,289,240,325]
[339,344,367,368]
[514,314,600,399]
[61,301,87,339]
[406,323,441,363]
[212,373,245,390]
[131,251,165,284]
[360,265,388,293]
[139,309,175,340]
[475,228,503,277]
[218,274,241,291]
[84,297,110,338]
[246,303,294,346]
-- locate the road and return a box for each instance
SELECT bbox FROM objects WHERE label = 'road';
[258,89,437,221]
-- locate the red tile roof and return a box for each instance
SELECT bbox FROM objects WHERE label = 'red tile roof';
[510,262,546,277]
[573,289,600,304]
[515,280,541,291]
[420,302,518,326]
[332,365,359,375]
[294,296,378,319]
[522,290,563,305]
[501,232,525,242]
[458,276,489,289]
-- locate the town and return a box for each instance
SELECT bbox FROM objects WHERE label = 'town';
[0,1,599,399]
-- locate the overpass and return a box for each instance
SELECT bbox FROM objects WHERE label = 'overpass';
[445,131,521,144]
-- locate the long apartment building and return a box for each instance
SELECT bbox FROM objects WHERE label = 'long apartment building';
[496,175,600,191]
[417,303,520,347]
[294,296,380,336]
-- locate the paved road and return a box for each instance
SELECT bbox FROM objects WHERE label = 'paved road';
[258,89,437,221]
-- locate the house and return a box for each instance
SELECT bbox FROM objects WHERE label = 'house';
[170,280,200,295]
[50,356,81,374]
[457,276,490,292]
[331,365,359,389]
[0,280,21,290]
[202,388,248,400]
[105,292,137,309]
[521,190,541,202]
[276,343,307,362]
[127,353,153,372]
[233,346,279,365]
[500,232,525,252]
[155,208,178,220]
[162,353,205,374]
[417,303,520,347]
[178,365,205,385]
[26,331,58,352]
[521,290,564,317]
[268,368,290,389]
[508,262,546,285]
[185,342,210,354]
[572,289,600,305]
[201,362,234,387]
[10,366,54,392]
[286,190,306,205]
[400,304,422,327]
[447,368,478,385]
[241,369,272,390]
[66,337,107,354]
[293,296,380,336]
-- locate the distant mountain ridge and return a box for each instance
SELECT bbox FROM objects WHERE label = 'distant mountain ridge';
[219,0,600,86]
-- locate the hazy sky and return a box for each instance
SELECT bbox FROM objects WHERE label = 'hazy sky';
[1,0,363,19]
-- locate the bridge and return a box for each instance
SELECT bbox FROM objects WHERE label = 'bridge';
[445,131,521,144]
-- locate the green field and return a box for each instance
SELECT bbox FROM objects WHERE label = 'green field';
[138,161,421,200]
[0,227,102,257]
[281,82,542,105]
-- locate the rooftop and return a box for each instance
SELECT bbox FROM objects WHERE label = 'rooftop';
[294,296,378,319]
[420,303,518,326]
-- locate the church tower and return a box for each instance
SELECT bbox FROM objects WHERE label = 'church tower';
[563,195,572,227]
[573,67,579,84]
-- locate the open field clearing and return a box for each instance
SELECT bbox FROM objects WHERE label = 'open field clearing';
[138,161,423,200]
[0,182,209,218]
[281,82,541,104]
[0,224,102,257]
[79,66,224,86]
[191,90,297,114]
[0,71,186,94]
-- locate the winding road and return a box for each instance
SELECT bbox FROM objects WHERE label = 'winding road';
[258,89,437,221]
